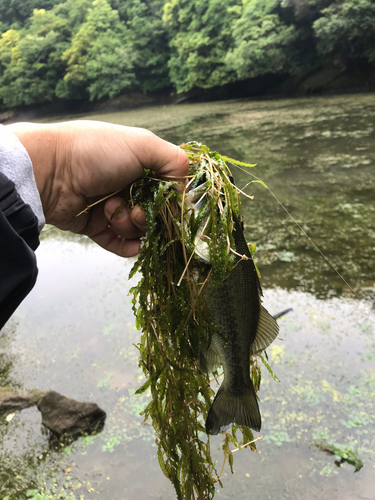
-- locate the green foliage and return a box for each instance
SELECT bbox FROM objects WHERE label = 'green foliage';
[0,9,69,107]
[113,0,171,93]
[313,0,375,63]
[259,352,280,382]
[225,0,300,80]
[0,0,374,109]
[53,0,92,30]
[313,440,364,471]
[163,0,241,92]
[0,0,62,29]
[331,443,364,471]
[60,0,136,101]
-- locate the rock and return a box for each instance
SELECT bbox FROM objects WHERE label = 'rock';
[296,67,344,96]
[0,110,15,123]
[0,387,45,413]
[37,391,106,437]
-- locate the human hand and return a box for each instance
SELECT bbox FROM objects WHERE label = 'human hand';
[7,121,189,257]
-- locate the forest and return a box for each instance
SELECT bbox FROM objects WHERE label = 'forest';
[0,0,374,111]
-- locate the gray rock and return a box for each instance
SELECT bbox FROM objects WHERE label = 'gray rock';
[37,391,106,437]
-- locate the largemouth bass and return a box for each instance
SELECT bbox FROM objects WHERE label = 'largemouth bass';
[183,185,279,435]
[205,214,279,434]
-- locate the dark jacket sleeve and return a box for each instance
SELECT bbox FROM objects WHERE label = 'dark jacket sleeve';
[0,171,40,329]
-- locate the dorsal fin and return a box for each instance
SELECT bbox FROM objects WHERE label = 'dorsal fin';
[251,305,279,355]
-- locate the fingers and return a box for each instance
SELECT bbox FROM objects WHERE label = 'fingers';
[78,196,149,258]
[136,131,190,183]
[90,226,141,258]
[104,197,144,240]
[80,197,142,258]
[89,199,140,257]
[129,205,147,232]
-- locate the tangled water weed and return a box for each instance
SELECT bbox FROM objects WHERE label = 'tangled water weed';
[119,143,275,499]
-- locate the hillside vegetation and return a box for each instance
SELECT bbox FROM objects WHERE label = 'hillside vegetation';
[0,0,374,110]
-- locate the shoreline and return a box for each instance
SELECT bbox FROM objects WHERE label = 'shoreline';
[2,66,375,124]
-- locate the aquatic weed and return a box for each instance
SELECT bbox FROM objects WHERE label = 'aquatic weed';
[124,143,275,499]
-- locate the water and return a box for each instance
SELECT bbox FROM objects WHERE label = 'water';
[1,94,375,499]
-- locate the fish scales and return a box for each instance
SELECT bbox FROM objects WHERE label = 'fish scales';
[205,215,263,434]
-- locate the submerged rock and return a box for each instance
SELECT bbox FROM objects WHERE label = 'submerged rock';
[0,387,45,413]
[37,391,106,437]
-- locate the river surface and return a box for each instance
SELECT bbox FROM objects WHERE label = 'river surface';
[1,94,375,499]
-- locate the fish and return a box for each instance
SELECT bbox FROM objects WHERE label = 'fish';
[204,214,279,435]
[182,184,279,435]
[183,182,211,263]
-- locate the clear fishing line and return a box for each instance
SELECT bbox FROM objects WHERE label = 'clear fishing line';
[231,163,375,321]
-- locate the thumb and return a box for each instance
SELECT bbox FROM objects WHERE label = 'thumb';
[132,131,189,184]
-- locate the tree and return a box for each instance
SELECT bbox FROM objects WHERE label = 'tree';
[53,0,92,32]
[225,0,300,80]
[59,0,136,100]
[0,0,62,29]
[111,0,171,92]
[0,9,69,107]
[313,0,375,64]
[163,0,242,93]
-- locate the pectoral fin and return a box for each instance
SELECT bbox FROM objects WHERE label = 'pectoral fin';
[251,305,279,355]
[199,344,221,373]
[199,333,224,373]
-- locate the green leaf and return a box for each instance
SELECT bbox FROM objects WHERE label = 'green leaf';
[220,155,257,168]
[259,353,280,382]
[134,378,151,395]
[228,451,234,472]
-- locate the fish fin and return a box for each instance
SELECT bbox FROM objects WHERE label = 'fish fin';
[251,305,279,356]
[200,332,225,373]
[199,352,208,372]
[205,383,261,435]
[200,344,222,373]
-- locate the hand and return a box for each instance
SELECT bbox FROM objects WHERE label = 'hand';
[7,121,189,257]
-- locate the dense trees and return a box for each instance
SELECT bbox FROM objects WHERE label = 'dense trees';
[163,0,240,92]
[225,0,300,81]
[0,0,62,29]
[0,0,374,110]
[59,0,136,100]
[313,0,375,63]
[0,9,68,106]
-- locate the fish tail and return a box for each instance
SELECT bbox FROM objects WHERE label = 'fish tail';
[205,382,261,435]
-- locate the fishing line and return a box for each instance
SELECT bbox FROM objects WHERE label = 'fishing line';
[231,163,375,319]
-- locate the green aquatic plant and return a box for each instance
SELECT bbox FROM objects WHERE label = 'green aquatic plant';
[118,142,275,499]
[313,441,364,472]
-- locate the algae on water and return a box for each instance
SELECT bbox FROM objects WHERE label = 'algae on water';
[124,143,274,499]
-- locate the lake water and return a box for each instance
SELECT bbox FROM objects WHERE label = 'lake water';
[1,94,375,499]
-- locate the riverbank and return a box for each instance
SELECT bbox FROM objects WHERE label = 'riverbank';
[2,64,375,124]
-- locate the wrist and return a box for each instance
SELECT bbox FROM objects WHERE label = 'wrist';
[7,122,60,221]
